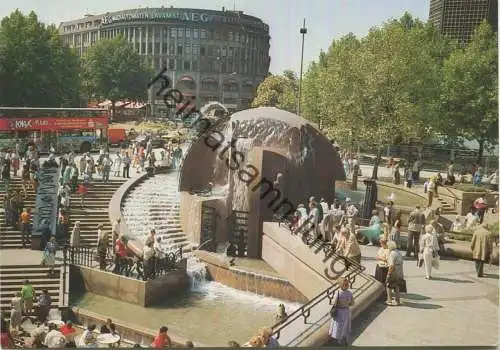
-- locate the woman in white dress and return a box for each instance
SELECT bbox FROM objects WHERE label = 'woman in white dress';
[419,225,440,279]
[70,221,81,247]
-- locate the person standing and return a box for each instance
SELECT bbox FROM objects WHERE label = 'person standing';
[143,241,155,280]
[473,195,488,224]
[111,218,121,250]
[470,224,494,278]
[10,292,23,332]
[487,170,498,191]
[97,224,109,271]
[152,326,172,349]
[406,205,425,258]
[21,279,35,315]
[101,154,113,184]
[337,227,361,270]
[385,241,405,306]
[113,152,122,177]
[419,225,440,280]
[44,236,57,277]
[374,238,390,284]
[328,277,354,346]
[37,289,52,323]
[20,208,32,247]
[122,153,131,179]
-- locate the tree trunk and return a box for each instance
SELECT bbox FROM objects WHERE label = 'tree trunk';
[476,139,485,166]
[371,149,382,180]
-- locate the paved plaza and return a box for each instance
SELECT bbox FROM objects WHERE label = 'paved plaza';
[353,245,499,347]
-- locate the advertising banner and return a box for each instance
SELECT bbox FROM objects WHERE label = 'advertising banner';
[0,117,109,131]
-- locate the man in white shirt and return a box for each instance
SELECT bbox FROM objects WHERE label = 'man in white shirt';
[308,202,320,237]
[144,229,156,246]
[143,241,156,280]
[319,198,329,218]
[44,324,66,348]
[112,218,121,245]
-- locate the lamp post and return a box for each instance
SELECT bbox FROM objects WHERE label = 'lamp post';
[297,18,307,116]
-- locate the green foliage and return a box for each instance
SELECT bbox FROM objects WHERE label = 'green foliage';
[251,72,298,113]
[0,10,82,107]
[440,21,498,158]
[452,183,488,192]
[82,36,152,106]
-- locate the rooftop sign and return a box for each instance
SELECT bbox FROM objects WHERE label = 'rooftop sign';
[100,9,269,31]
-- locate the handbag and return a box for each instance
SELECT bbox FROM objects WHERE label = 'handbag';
[329,290,339,318]
[417,252,424,268]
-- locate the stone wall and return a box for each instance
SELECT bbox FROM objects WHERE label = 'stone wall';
[72,307,197,347]
[70,265,189,307]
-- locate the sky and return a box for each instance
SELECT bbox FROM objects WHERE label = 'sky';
[0,0,430,74]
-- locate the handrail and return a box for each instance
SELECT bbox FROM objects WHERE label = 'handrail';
[60,244,184,281]
[441,185,458,210]
[268,217,367,340]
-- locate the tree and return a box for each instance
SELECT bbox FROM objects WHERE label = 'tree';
[82,36,151,117]
[0,10,82,107]
[441,21,498,164]
[251,71,298,113]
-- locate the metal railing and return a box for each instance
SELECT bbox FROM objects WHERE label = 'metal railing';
[441,186,458,210]
[61,244,184,281]
[269,216,367,340]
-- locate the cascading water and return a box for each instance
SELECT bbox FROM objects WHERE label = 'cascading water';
[211,117,316,212]
[122,172,302,311]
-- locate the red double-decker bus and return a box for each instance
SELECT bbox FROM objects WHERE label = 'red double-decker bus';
[0,107,109,153]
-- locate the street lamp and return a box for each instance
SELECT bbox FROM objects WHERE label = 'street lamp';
[297,18,307,116]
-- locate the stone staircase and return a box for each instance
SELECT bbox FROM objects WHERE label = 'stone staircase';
[0,264,62,311]
[121,172,197,254]
[435,196,458,215]
[0,178,36,249]
[68,179,126,248]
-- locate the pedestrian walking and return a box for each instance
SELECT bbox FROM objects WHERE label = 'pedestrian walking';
[406,205,425,258]
[418,225,440,279]
[470,224,494,278]
[328,277,354,346]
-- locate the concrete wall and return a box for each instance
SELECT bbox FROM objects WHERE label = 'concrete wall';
[195,251,308,303]
[179,192,229,246]
[70,266,189,307]
[437,188,497,216]
[72,307,201,347]
[261,222,335,299]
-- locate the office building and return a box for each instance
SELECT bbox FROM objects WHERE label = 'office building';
[429,0,498,44]
[59,7,271,113]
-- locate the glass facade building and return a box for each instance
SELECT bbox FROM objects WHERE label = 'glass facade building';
[58,7,271,113]
[429,0,498,44]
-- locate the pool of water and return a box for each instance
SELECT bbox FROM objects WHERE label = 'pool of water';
[75,279,302,346]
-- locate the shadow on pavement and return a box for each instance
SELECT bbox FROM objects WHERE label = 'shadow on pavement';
[401,301,442,309]
[482,273,499,280]
[401,293,430,301]
[350,301,387,343]
[431,276,474,284]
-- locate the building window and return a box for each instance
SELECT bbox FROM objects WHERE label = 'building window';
[186,45,192,55]
[192,60,198,71]
[193,44,200,55]
[185,28,191,38]
[183,61,191,71]
[228,32,233,41]
[200,46,206,56]
[177,45,183,55]
[215,31,221,40]
[170,28,177,37]
[200,29,206,39]
[168,59,175,70]
[193,29,199,39]
[222,48,227,57]
[178,28,184,38]
[235,32,239,42]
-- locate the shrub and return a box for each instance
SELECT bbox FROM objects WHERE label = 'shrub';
[452,183,488,192]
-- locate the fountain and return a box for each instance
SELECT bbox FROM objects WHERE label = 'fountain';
[179,107,346,257]
[113,172,303,345]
